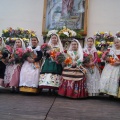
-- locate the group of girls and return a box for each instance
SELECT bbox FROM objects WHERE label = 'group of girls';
[0,34,120,99]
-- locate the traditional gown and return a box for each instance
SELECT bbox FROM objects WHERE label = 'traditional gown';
[4,50,23,88]
[100,49,120,97]
[39,46,63,89]
[83,48,100,96]
[19,46,42,93]
[58,51,88,98]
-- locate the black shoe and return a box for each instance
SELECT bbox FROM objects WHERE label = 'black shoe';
[11,87,15,93]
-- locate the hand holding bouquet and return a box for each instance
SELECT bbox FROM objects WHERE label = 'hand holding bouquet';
[41,43,51,52]
[55,52,66,64]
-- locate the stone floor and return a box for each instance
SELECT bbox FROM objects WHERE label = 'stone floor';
[0,89,120,120]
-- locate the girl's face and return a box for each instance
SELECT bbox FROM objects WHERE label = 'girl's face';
[31,38,38,47]
[0,38,2,45]
[51,35,58,45]
[71,41,78,51]
[87,38,94,48]
[114,39,120,49]
[15,39,22,48]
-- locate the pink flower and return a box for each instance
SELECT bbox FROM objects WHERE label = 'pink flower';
[41,43,51,51]
[6,45,12,53]
[16,48,24,58]
[24,48,32,53]
[84,52,89,57]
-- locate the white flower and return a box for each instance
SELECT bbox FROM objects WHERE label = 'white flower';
[101,41,106,44]
[70,30,76,36]
[63,32,69,37]
[104,31,108,34]
[6,38,9,41]
[47,30,58,37]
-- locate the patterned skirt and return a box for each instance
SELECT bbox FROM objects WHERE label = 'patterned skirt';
[86,66,100,96]
[58,67,88,98]
[39,73,61,89]
[4,64,21,87]
[100,64,120,97]
[39,58,62,89]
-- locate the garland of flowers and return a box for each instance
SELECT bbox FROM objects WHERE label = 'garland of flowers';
[2,27,36,46]
[43,26,84,39]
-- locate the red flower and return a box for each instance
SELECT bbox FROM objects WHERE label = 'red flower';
[97,58,101,63]
[83,52,89,57]
[64,50,67,53]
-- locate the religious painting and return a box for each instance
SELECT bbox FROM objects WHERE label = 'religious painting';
[42,0,88,35]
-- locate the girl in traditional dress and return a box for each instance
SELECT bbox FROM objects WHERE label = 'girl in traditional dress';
[100,37,120,97]
[19,37,43,93]
[58,39,88,98]
[4,38,25,92]
[39,34,63,93]
[0,37,8,87]
[83,37,100,96]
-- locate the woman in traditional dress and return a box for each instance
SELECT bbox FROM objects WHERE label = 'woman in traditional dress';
[4,38,25,92]
[39,34,63,93]
[58,39,88,98]
[0,37,8,87]
[19,37,43,93]
[83,37,101,96]
[100,37,120,98]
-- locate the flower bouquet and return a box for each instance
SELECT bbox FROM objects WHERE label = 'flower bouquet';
[50,50,57,60]
[55,52,66,64]
[109,57,116,65]
[107,56,116,65]
[22,48,32,61]
[83,53,90,65]
[41,43,51,52]
[64,57,72,66]
[13,48,24,64]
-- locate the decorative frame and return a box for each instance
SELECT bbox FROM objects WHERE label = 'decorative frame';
[42,0,88,36]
